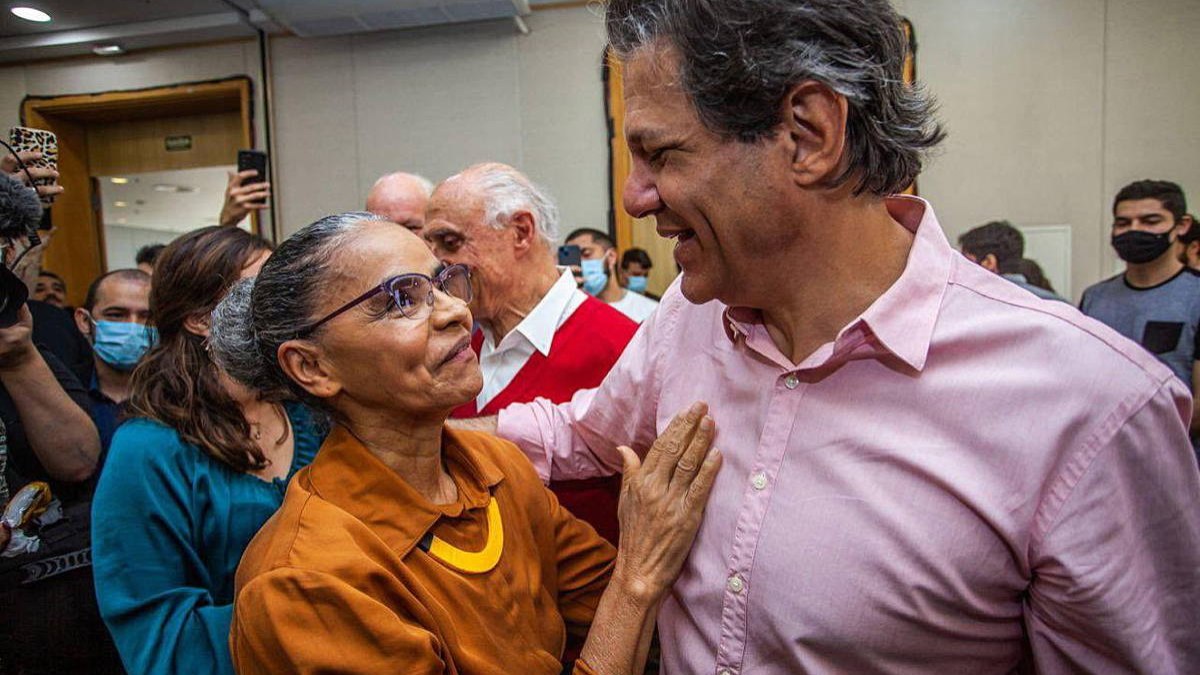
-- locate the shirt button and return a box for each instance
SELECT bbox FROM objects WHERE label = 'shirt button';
[751,472,768,491]
[784,373,800,389]
[718,669,735,675]
[726,574,745,594]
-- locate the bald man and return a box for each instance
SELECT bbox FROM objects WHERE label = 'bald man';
[364,171,435,235]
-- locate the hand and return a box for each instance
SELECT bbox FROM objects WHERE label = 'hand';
[1,150,63,200]
[0,305,36,373]
[219,169,271,227]
[612,402,722,604]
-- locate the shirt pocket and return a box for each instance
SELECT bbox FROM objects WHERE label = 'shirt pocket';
[1141,321,1184,354]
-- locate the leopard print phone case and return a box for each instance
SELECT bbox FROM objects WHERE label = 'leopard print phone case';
[8,126,59,205]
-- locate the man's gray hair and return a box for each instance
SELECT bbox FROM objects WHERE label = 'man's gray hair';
[457,163,560,247]
[606,0,945,196]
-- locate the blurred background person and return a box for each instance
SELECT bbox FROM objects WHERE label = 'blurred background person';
[1081,179,1200,452]
[959,220,1065,302]
[619,247,659,301]
[365,171,435,236]
[91,226,323,675]
[218,169,271,228]
[0,155,116,675]
[134,244,165,276]
[566,228,659,324]
[31,270,66,308]
[73,269,153,452]
[1017,258,1058,294]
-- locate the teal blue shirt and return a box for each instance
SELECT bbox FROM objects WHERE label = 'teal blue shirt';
[91,403,323,675]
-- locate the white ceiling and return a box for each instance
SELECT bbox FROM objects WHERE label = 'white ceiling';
[98,165,231,234]
[0,0,566,62]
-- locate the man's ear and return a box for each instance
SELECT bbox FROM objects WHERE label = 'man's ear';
[73,307,93,338]
[1177,213,1194,237]
[981,254,1000,273]
[509,210,538,255]
[780,80,849,189]
[183,313,210,338]
[278,340,341,401]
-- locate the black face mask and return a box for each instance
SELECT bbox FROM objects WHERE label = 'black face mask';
[1112,230,1173,264]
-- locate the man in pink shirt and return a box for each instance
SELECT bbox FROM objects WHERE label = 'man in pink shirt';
[486,0,1200,672]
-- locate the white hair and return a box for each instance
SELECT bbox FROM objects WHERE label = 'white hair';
[370,172,434,198]
[452,163,560,247]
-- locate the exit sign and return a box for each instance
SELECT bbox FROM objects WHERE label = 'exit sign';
[164,135,193,151]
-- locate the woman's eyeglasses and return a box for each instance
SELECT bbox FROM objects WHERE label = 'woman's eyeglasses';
[300,263,472,336]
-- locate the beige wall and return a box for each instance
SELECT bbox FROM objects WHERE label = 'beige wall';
[2,2,1198,299]
[896,0,1200,298]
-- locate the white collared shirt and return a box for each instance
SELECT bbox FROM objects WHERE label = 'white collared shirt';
[476,269,587,409]
[609,289,659,324]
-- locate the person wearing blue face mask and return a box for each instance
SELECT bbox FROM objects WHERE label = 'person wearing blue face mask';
[620,247,660,300]
[565,228,660,324]
[73,269,154,451]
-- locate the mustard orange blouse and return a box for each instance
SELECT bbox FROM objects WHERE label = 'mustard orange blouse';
[229,425,615,675]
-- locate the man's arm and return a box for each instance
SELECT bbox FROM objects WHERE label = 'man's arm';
[497,289,680,483]
[1025,377,1200,672]
[0,305,99,482]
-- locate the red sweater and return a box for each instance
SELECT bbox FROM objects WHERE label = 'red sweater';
[452,296,637,546]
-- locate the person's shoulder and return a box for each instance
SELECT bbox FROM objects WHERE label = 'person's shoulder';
[573,295,638,346]
[104,418,199,476]
[1080,272,1125,298]
[946,261,1176,388]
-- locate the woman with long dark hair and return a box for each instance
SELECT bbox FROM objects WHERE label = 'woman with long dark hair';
[90,226,324,675]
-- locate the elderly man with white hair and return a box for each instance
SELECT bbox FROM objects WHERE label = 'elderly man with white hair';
[365,171,435,235]
[424,163,636,551]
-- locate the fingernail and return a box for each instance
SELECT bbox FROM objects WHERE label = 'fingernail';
[689,401,705,415]
[700,416,714,431]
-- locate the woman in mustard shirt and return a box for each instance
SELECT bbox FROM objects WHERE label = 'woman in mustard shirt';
[210,212,721,674]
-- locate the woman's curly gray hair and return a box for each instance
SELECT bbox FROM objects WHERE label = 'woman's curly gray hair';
[605,0,945,196]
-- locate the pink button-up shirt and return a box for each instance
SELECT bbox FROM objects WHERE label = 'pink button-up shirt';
[498,197,1200,674]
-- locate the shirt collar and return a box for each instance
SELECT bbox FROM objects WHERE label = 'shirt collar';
[484,269,582,357]
[306,424,505,557]
[723,195,951,373]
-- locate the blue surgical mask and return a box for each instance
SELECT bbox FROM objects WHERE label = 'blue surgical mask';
[91,319,157,371]
[626,275,648,294]
[581,259,608,296]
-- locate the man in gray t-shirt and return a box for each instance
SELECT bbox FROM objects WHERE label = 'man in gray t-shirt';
[1081,179,1199,451]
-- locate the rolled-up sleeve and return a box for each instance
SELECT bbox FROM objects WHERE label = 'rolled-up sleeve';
[1026,377,1200,673]
[497,285,684,483]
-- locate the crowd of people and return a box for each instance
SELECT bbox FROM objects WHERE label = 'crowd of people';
[0,0,1197,673]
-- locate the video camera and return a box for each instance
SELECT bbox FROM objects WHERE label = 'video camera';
[0,155,44,328]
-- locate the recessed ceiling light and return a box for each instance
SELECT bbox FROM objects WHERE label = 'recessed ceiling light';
[110,177,128,184]
[113,201,127,207]
[10,7,51,22]
[92,44,124,56]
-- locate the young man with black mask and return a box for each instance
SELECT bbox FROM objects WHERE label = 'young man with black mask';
[1081,180,1200,450]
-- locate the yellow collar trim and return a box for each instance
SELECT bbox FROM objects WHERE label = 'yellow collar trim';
[419,497,503,574]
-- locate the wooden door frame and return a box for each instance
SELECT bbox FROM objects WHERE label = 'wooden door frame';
[21,76,254,306]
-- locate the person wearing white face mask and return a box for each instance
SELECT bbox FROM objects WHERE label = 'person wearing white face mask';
[566,228,659,324]
[73,269,155,451]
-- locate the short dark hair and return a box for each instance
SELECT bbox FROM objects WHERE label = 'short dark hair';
[1179,214,1200,244]
[605,0,945,196]
[1113,180,1187,222]
[1016,258,1055,293]
[135,243,166,267]
[565,228,615,250]
[621,247,653,270]
[958,221,1024,274]
[37,270,64,285]
[83,268,151,312]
